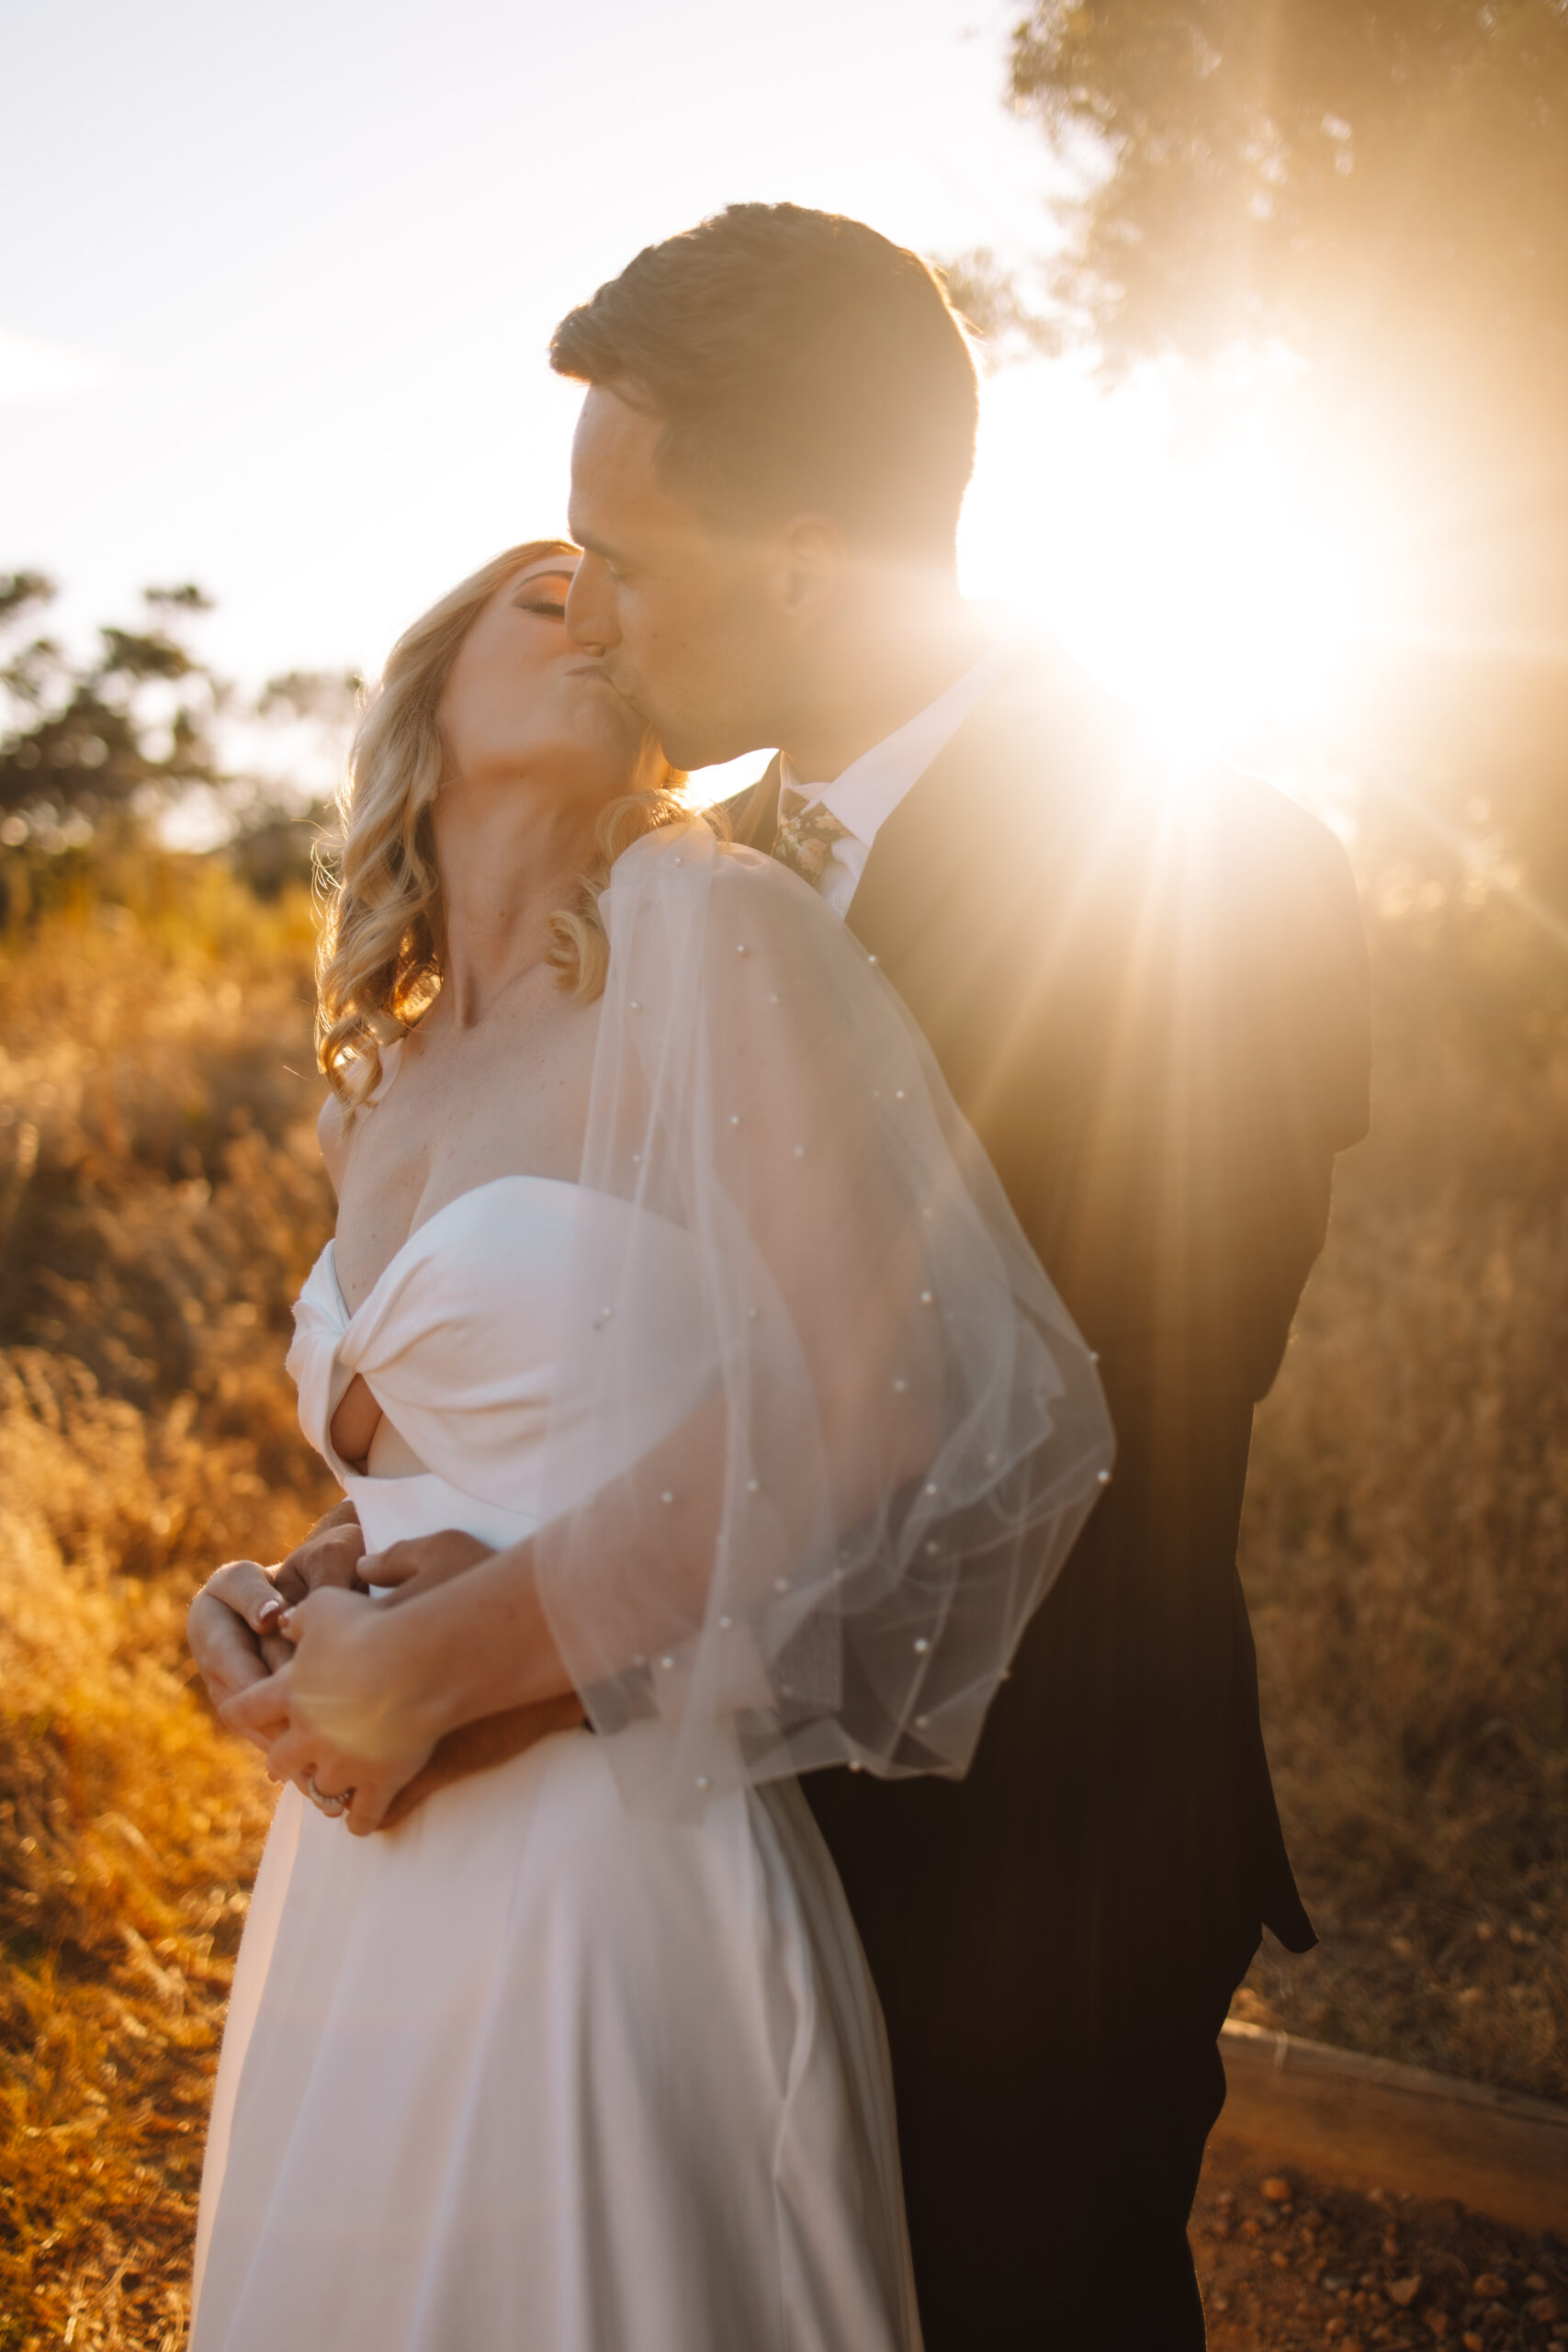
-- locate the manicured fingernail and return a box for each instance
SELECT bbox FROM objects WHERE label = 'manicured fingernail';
[257,1596,284,1627]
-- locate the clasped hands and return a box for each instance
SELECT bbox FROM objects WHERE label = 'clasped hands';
[186,1505,585,1836]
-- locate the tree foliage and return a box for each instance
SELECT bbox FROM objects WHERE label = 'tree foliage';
[0,575,355,908]
[1010,0,1568,411]
[940,248,1063,366]
[1008,4,1568,912]
[0,573,226,839]
[1007,0,1568,621]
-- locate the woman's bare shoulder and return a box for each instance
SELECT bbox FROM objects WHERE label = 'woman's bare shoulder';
[316,1036,410,1196]
[317,1090,352,1198]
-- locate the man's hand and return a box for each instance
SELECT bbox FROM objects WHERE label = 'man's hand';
[272,1496,367,1607]
[341,1528,586,1828]
[212,1523,586,1835]
[379,1694,588,1828]
[358,1527,495,1602]
[258,1529,586,1832]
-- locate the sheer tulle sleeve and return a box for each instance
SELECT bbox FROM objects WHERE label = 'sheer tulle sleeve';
[534,818,1113,1815]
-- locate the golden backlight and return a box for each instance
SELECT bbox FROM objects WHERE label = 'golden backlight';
[963,359,1408,765]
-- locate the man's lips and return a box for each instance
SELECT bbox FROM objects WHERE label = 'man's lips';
[571,660,645,714]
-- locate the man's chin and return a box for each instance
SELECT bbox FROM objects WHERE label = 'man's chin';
[604,679,762,776]
[660,722,767,775]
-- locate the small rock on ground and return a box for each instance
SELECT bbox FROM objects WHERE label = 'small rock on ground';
[1193,2139,1567,2350]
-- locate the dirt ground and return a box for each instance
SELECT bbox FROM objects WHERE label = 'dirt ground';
[1193,2139,1568,2350]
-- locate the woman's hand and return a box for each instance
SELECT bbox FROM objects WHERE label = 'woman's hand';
[187,1501,367,1726]
[220,1588,440,1837]
[188,1560,297,1715]
[220,1531,581,1831]
[290,1534,588,1831]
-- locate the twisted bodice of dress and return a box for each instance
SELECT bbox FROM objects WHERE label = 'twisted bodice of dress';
[287,1176,711,1557]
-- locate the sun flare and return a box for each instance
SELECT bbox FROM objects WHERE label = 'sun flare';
[962,360,1405,764]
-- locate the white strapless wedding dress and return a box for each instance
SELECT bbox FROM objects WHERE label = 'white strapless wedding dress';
[190,1178,922,2352]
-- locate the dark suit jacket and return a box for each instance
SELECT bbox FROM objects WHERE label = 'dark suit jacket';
[732,648,1371,2086]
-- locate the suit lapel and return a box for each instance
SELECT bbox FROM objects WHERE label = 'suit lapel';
[843,752,959,968]
[727,649,1064,984]
[844,651,1046,970]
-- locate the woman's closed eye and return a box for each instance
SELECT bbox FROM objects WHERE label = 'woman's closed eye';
[513,568,576,621]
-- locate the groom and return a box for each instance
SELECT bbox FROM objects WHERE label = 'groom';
[545,205,1371,2348]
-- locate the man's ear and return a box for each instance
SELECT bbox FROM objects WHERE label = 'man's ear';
[776,514,849,628]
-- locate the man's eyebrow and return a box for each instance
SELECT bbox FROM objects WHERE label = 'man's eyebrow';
[569,522,626,565]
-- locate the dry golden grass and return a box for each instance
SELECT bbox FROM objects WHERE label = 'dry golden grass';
[1237,927,1568,2099]
[0,861,335,2347]
[0,860,1562,2345]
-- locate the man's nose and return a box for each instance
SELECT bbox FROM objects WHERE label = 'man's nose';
[565,554,615,653]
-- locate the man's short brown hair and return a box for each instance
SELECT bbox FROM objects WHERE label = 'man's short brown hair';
[550,204,979,559]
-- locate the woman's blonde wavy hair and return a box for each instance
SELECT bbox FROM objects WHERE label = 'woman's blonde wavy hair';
[315,539,696,1107]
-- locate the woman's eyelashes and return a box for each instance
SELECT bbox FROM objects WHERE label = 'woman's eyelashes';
[517,596,568,620]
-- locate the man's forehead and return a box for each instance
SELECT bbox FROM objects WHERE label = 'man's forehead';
[572,383,662,475]
[570,399,723,564]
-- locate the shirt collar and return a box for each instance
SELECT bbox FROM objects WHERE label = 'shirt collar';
[778,634,1019,851]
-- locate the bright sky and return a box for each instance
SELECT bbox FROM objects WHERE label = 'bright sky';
[6,0,1399,789]
[5,1,1053,668]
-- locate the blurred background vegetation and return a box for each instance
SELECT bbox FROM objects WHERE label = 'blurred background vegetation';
[2,2,1566,2343]
[976,0,1568,2091]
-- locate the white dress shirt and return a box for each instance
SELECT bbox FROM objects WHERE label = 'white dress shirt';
[776,636,1019,919]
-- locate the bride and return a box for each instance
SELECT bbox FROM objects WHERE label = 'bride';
[186,538,1111,2351]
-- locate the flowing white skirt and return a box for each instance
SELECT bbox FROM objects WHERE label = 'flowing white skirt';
[190,1720,921,2351]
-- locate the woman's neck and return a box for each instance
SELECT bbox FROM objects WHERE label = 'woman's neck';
[433,783,597,1028]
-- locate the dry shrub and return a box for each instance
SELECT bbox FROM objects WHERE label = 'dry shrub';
[0,1461,272,2350]
[1238,926,1568,2099]
[0,865,334,2346]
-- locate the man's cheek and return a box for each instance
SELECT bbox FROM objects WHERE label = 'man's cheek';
[627,608,672,684]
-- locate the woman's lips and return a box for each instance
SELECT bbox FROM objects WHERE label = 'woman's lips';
[571,661,642,713]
